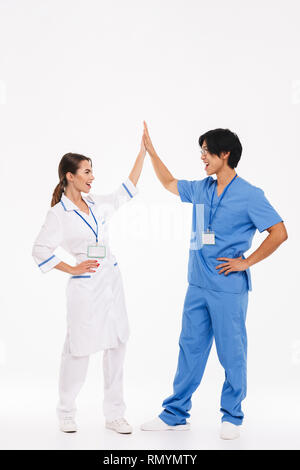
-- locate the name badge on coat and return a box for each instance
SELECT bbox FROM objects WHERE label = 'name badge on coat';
[87,245,106,258]
[202,230,215,245]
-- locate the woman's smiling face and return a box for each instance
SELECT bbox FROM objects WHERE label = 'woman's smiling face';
[66,159,95,193]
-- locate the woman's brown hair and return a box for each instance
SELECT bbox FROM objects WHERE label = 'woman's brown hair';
[51,152,92,207]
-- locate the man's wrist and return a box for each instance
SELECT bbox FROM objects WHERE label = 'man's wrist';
[149,149,158,159]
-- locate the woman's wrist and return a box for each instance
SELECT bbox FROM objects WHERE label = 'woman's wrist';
[67,265,75,275]
[55,261,75,275]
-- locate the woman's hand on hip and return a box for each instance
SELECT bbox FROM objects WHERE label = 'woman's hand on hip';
[70,260,100,275]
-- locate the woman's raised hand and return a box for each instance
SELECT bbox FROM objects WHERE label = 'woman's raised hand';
[140,135,146,158]
[70,259,100,275]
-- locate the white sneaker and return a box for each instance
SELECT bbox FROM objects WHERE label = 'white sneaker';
[220,421,240,440]
[106,418,133,434]
[59,416,77,433]
[141,417,190,431]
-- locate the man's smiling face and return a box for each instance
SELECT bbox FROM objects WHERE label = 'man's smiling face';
[201,140,226,176]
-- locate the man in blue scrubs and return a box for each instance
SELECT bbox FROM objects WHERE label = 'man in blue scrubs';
[141,123,288,439]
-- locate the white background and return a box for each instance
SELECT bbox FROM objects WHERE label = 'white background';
[0,0,299,450]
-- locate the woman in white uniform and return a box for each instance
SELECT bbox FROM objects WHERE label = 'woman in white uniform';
[32,143,145,434]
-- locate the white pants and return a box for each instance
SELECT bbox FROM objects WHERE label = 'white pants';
[56,334,127,422]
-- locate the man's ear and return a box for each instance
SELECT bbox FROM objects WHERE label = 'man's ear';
[220,151,230,160]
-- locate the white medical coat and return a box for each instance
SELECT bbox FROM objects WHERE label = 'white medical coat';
[32,178,138,356]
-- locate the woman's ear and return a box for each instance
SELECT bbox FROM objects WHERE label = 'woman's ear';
[66,171,74,183]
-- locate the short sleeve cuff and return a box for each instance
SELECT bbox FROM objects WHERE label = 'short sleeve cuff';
[177,180,190,202]
[122,178,139,199]
[38,254,61,273]
[257,216,283,233]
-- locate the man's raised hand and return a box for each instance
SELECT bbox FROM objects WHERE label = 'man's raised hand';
[143,121,157,157]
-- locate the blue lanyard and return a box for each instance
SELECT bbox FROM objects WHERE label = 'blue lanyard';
[208,174,238,231]
[74,206,99,243]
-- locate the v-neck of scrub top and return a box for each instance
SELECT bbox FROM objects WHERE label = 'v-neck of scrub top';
[213,182,223,204]
[214,175,238,200]
[216,187,224,198]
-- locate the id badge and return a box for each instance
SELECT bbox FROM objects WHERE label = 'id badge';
[202,231,215,245]
[87,245,106,258]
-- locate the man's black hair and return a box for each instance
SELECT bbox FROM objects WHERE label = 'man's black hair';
[198,128,242,169]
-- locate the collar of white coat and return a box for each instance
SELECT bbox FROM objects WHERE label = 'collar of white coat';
[60,193,95,212]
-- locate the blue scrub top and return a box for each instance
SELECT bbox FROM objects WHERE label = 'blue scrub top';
[177,176,283,293]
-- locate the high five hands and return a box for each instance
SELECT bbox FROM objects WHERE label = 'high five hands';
[143,121,156,157]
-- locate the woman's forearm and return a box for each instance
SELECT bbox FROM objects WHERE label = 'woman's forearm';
[129,150,146,186]
[55,261,74,274]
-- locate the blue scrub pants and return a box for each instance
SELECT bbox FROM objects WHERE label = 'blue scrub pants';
[159,284,249,426]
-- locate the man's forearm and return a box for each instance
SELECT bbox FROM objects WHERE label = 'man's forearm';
[149,151,175,188]
[246,228,287,268]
